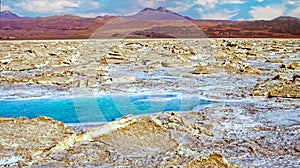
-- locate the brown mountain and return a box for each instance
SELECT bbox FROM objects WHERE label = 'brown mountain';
[0,12,113,40]
[90,7,206,39]
[0,9,299,40]
[273,16,299,21]
[129,7,192,21]
[0,10,21,20]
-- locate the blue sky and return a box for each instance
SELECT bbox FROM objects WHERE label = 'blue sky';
[1,0,300,20]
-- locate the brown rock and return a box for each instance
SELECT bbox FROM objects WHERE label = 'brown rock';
[191,67,214,74]
[166,112,213,137]
[271,74,290,81]
[268,85,300,98]
[281,62,300,70]
[32,76,72,85]
[252,75,300,98]
[292,74,300,82]
[104,55,129,64]
[96,116,179,156]
[8,59,35,71]
[266,58,284,63]
[0,116,73,159]
[288,62,300,70]
[51,66,75,75]
[186,153,239,168]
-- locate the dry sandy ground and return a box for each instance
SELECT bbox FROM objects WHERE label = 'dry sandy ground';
[0,39,299,167]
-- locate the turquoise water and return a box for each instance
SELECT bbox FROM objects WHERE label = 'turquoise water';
[0,95,212,123]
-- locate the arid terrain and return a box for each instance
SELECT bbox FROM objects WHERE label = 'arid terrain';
[0,38,299,167]
[0,8,300,40]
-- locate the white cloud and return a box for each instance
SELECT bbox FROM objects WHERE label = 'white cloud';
[195,0,245,8]
[289,6,300,17]
[195,0,218,9]
[136,0,166,8]
[249,5,286,20]
[257,0,264,2]
[167,1,194,12]
[2,5,11,11]
[201,9,238,20]
[287,1,300,5]
[197,7,204,13]
[14,0,101,15]
[220,0,246,5]
[78,12,116,18]
[15,0,80,13]
[88,1,101,8]
[76,13,98,18]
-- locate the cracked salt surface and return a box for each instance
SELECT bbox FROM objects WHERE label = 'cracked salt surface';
[0,156,24,166]
[201,100,300,167]
[1,39,300,167]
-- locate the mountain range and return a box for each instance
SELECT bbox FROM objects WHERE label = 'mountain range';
[0,10,21,19]
[129,7,193,20]
[0,7,299,39]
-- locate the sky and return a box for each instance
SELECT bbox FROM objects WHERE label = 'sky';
[1,0,300,20]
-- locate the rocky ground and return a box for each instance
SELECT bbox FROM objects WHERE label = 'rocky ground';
[0,39,299,99]
[0,39,300,167]
[0,114,240,167]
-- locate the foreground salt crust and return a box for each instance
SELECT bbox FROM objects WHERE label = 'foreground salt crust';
[0,39,299,99]
[0,113,238,167]
[0,39,299,167]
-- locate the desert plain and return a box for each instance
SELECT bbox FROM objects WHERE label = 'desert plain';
[0,38,300,167]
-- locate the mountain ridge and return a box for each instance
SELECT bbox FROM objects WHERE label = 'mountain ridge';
[0,10,21,19]
[0,9,299,21]
[272,16,299,21]
[0,8,300,39]
[129,7,188,20]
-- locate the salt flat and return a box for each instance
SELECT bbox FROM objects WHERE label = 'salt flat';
[0,38,299,99]
[0,39,300,167]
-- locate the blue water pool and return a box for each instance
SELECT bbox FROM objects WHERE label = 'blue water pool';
[0,94,212,123]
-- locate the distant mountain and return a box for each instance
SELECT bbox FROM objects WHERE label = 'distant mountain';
[89,6,207,39]
[129,7,189,20]
[1,7,300,40]
[0,10,21,19]
[273,16,299,21]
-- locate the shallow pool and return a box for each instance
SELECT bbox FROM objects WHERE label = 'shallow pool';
[0,94,212,123]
